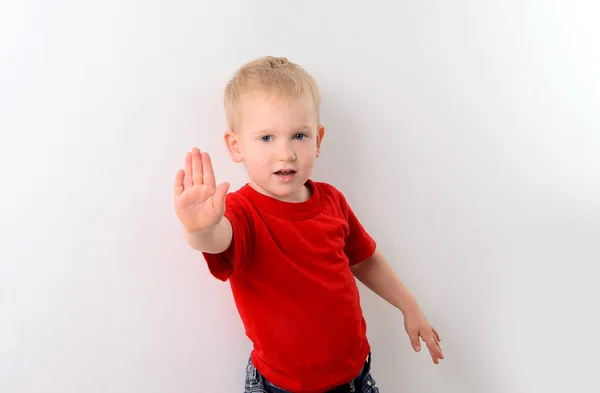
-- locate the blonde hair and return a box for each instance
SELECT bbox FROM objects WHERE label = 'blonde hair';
[224,56,321,131]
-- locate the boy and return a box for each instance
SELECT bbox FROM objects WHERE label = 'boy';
[173,56,443,393]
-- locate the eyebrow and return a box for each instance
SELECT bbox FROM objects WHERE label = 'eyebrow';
[252,125,312,135]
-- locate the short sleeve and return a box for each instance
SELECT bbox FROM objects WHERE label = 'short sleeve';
[340,193,377,266]
[202,193,252,281]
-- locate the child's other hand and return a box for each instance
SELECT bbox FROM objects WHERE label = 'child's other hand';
[403,306,444,364]
[173,147,230,233]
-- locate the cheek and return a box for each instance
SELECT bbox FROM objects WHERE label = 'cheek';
[244,149,270,168]
[300,143,317,157]
[241,141,262,158]
[298,146,317,167]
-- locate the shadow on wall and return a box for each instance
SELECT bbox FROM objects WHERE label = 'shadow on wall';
[311,81,509,392]
[311,83,408,391]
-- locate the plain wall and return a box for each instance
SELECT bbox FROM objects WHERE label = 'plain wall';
[1,1,599,392]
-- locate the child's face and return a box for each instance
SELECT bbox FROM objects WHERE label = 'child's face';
[225,91,324,202]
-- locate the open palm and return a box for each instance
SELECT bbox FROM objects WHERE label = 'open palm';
[173,147,230,233]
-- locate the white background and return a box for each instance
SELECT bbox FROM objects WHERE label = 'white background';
[1,1,599,392]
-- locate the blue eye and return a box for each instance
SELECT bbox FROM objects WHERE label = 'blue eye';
[293,133,306,140]
[260,135,273,142]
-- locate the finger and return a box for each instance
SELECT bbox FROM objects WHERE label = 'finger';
[424,332,444,361]
[423,337,439,364]
[202,152,216,187]
[183,152,193,189]
[429,328,443,356]
[433,342,444,360]
[192,147,203,185]
[409,332,421,352]
[213,182,230,209]
[174,169,185,197]
[432,327,441,342]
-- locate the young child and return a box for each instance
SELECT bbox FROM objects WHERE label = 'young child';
[173,56,443,393]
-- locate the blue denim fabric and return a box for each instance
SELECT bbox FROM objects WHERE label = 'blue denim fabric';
[244,353,380,393]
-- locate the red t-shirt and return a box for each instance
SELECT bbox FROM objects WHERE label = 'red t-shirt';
[202,179,376,392]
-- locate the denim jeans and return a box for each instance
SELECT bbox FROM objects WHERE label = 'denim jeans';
[244,353,380,393]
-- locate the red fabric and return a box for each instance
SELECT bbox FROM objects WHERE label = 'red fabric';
[202,179,376,392]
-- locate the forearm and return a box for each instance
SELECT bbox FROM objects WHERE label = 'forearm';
[351,249,419,313]
[184,217,232,254]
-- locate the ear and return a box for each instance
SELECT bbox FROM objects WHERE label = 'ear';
[315,125,325,158]
[224,130,243,163]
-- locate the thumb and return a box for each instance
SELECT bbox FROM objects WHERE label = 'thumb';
[213,182,230,210]
[410,332,421,352]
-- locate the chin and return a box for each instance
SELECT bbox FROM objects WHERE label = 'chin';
[274,184,309,201]
[270,185,297,197]
[252,176,308,200]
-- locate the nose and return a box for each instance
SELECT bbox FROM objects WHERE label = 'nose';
[277,141,296,162]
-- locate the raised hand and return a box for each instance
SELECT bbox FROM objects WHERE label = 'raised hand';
[174,147,230,233]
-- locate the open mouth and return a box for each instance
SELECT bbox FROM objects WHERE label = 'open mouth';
[274,170,297,182]
[274,170,296,176]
